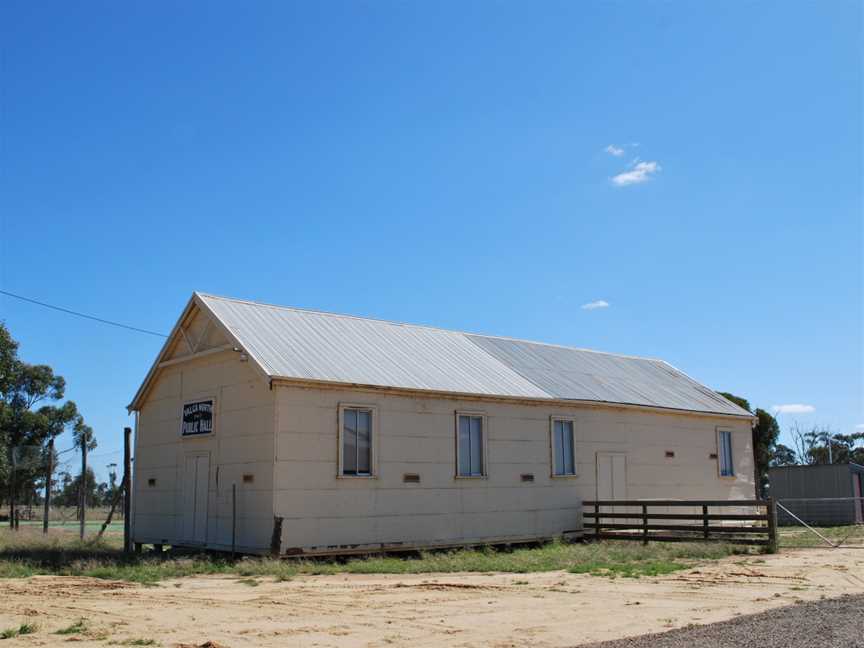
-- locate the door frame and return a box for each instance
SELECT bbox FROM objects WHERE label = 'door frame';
[595,451,628,501]
[182,450,210,545]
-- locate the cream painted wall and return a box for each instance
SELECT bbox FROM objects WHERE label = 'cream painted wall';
[133,328,276,551]
[273,384,754,553]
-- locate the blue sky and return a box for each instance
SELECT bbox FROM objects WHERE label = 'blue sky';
[1,1,861,480]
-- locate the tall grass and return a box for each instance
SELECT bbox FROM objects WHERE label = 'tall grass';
[0,528,752,584]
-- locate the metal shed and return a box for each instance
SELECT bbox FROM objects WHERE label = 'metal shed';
[769,463,864,525]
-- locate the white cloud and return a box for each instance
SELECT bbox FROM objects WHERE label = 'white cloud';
[611,160,661,186]
[581,300,610,311]
[772,404,816,414]
[856,423,864,431]
[604,144,625,157]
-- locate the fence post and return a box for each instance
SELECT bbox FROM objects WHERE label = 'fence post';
[270,516,284,556]
[594,501,600,539]
[766,497,778,553]
[702,504,709,540]
[43,438,53,534]
[123,427,132,553]
[641,504,648,545]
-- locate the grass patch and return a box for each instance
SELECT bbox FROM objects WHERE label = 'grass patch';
[116,640,158,646]
[778,524,864,548]
[571,558,685,578]
[0,623,37,640]
[0,528,753,584]
[237,577,260,586]
[55,618,88,635]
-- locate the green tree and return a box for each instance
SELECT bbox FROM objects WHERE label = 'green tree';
[718,393,780,499]
[0,323,84,526]
[3,363,64,526]
[770,444,797,467]
[791,424,864,465]
[828,432,864,464]
[0,323,19,393]
[72,417,97,453]
[0,323,21,501]
[56,467,102,508]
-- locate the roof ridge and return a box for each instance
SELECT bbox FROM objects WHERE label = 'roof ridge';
[195,292,664,363]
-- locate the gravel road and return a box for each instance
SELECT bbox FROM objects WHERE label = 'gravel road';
[583,595,864,648]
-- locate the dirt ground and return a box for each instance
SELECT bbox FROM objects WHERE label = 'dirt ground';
[2,548,863,648]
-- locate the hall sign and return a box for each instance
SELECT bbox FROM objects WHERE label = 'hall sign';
[181,400,214,436]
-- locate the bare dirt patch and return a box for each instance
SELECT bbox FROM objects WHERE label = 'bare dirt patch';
[1,548,862,647]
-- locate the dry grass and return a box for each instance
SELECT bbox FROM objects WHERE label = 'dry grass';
[0,622,38,640]
[0,527,755,584]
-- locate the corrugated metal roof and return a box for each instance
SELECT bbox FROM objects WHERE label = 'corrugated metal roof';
[195,293,751,418]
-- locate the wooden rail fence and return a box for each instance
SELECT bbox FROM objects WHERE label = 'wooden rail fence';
[584,499,778,551]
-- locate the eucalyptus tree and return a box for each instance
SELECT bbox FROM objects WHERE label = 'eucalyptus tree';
[0,323,85,526]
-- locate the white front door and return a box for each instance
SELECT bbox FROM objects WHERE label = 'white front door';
[596,452,627,501]
[182,453,209,544]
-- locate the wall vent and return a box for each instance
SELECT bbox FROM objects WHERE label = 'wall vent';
[521,473,535,482]
[242,474,254,484]
[147,478,156,487]
[403,473,421,483]
[665,451,675,458]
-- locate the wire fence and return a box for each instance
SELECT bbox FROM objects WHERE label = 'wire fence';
[4,443,125,535]
[777,498,864,548]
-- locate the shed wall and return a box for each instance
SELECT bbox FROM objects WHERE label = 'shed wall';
[273,384,754,553]
[133,350,275,551]
[769,465,859,525]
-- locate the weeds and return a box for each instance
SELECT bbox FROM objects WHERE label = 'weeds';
[55,618,88,635]
[237,578,260,586]
[0,623,37,640]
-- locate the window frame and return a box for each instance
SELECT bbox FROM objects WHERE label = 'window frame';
[549,416,578,478]
[337,403,378,479]
[454,411,488,479]
[716,427,735,479]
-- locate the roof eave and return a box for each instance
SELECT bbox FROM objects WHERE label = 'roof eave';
[268,375,757,421]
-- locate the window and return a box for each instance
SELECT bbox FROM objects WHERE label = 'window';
[718,429,734,477]
[340,406,374,476]
[551,418,576,476]
[456,413,485,477]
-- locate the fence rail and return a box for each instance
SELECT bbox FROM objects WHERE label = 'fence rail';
[584,499,777,551]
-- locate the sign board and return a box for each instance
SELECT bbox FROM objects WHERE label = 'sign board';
[181,400,214,436]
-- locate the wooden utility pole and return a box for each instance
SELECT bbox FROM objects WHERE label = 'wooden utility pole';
[123,427,132,553]
[43,439,53,534]
[79,440,87,540]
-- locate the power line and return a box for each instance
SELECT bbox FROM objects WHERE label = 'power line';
[0,289,168,338]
